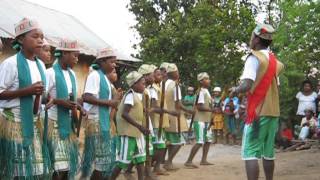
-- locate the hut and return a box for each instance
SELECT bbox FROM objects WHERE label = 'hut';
[0,0,141,96]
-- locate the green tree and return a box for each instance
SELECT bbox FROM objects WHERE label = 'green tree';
[129,0,256,88]
[273,0,320,120]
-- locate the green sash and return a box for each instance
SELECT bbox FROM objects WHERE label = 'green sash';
[53,62,77,139]
[17,51,46,146]
[97,69,111,140]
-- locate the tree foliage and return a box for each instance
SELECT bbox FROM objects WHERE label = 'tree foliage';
[273,0,320,120]
[129,0,256,87]
[129,0,320,120]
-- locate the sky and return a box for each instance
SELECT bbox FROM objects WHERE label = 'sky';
[25,0,267,56]
[26,0,138,54]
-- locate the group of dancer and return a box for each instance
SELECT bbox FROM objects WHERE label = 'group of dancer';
[0,17,284,180]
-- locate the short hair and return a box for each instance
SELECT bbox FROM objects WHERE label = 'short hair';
[302,79,313,88]
[258,36,272,48]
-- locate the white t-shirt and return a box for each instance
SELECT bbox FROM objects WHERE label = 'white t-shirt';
[46,67,77,120]
[165,79,181,101]
[147,86,158,101]
[296,91,318,115]
[0,54,46,120]
[240,49,269,81]
[83,70,112,119]
[124,90,143,106]
[197,88,211,104]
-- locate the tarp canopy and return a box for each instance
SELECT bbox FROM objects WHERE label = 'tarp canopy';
[0,0,140,62]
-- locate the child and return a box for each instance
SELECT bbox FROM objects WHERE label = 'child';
[185,72,214,168]
[223,90,239,145]
[212,104,224,143]
[278,122,293,149]
[107,70,122,137]
[0,18,48,179]
[37,39,52,67]
[111,71,149,180]
[164,63,193,171]
[152,64,172,175]
[81,48,118,179]
[212,87,222,106]
[46,39,86,180]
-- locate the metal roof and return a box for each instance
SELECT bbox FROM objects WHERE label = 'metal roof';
[0,0,140,62]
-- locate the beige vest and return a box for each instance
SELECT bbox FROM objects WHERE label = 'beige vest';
[116,90,143,138]
[250,50,284,117]
[165,81,188,132]
[194,88,212,122]
[150,83,170,128]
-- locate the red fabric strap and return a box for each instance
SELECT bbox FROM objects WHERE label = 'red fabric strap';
[245,52,277,124]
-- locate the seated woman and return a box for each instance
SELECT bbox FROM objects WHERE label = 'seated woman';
[294,109,317,138]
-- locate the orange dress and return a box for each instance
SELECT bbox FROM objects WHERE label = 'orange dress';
[213,113,224,130]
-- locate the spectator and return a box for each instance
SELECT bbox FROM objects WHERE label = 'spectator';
[223,90,240,145]
[183,86,196,142]
[278,122,293,149]
[183,86,196,112]
[296,80,318,125]
[212,87,222,106]
[315,80,320,115]
[212,104,224,143]
[295,109,317,138]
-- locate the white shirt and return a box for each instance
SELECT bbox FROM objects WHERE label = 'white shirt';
[0,54,46,120]
[296,91,318,115]
[46,67,77,120]
[197,88,211,104]
[147,86,158,101]
[124,90,143,106]
[83,70,112,119]
[240,49,269,81]
[165,79,181,101]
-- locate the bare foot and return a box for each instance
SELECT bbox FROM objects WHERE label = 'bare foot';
[145,174,158,180]
[164,163,180,171]
[153,167,170,176]
[200,161,214,166]
[123,172,136,180]
[184,162,199,169]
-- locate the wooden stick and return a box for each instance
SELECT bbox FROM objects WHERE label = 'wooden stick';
[144,93,151,168]
[158,81,166,139]
[175,82,181,136]
[33,94,41,115]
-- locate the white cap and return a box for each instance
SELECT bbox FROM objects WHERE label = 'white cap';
[213,87,221,92]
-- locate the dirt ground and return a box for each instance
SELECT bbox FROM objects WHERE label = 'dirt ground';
[116,144,320,180]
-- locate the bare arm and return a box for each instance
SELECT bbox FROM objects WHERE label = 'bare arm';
[82,93,119,108]
[178,101,194,115]
[197,103,213,112]
[122,104,149,135]
[233,79,254,94]
[0,81,44,100]
[150,98,178,116]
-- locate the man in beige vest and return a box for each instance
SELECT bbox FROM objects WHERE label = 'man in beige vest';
[230,23,284,180]
[163,63,193,171]
[185,72,214,168]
